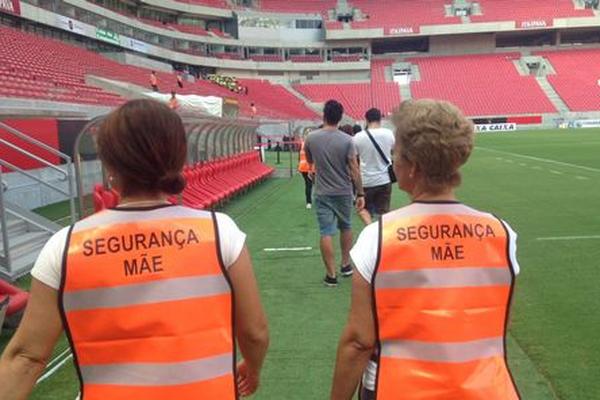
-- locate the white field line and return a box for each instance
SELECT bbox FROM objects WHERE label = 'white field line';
[45,348,71,369]
[263,247,313,252]
[37,354,73,384]
[536,235,600,241]
[477,147,600,173]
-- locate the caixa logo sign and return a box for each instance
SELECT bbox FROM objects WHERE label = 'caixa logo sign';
[0,0,19,14]
[521,20,547,29]
[475,123,517,133]
[388,27,415,35]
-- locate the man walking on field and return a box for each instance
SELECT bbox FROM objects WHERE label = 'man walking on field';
[353,108,395,224]
[305,100,365,287]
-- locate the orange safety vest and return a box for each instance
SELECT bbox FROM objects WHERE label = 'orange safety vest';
[60,206,237,400]
[372,202,519,400]
[297,141,314,173]
[169,97,179,110]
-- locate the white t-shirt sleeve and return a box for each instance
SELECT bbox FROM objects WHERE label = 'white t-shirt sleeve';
[350,222,380,284]
[215,212,247,268]
[30,212,247,291]
[31,226,70,290]
[501,220,520,275]
[386,128,396,149]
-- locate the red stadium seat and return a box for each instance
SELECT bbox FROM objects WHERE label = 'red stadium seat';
[409,53,556,116]
[0,279,29,329]
[0,25,315,119]
[472,0,592,26]
[92,184,121,212]
[536,49,600,112]
[177,151,274,209]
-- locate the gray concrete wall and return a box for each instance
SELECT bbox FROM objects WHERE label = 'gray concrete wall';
[216,68,370,82]
[102,52,173,73]
[239,26,324,44]
[429,33,496,55]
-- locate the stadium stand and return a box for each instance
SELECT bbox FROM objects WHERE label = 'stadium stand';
[239,79,317,119]
[325,21,344,30]
[471,0,593,26]
[171,24,210,36]
[294,82,401,120]
[0,26,124,106]
[332,54,364,62]
[215,52,244,60]
[289,55,324,63]
[294,58,400,119]
[0,25,316,119]
[174,0,229,8]
[250,55,285,62]
[371,59,394,83]
[536,49,600,111]
[93,3,224,37]
[409,53,557,116]
[258,0,337,13]
[209,27,230,38]
[351,0,459,33]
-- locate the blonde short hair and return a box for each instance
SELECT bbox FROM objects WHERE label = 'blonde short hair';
[392,99,474,193]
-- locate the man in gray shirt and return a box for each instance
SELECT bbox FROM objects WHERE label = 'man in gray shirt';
[305,100,365,287]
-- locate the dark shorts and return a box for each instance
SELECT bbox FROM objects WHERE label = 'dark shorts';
[314,194,353,236]
[364,183,392,216]
[360,388,375,400]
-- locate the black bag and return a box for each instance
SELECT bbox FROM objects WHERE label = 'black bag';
[365,129,396,183]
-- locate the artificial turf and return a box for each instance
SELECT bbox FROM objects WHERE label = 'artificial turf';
[1,128,598,399]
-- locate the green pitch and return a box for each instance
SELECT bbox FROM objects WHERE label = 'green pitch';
[1,128,599,399]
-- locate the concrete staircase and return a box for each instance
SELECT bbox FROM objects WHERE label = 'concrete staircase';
[0,202,61,281]
[399,83,413,101]
[536,76,570,113]
[280,83,324,117]
[0,120,70,281]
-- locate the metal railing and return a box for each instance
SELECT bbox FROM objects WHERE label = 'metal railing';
[0,121,76,278]
[0,121,76,223]
[0,170,10,270]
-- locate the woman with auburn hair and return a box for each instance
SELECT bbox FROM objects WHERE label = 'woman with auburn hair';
[331,99,521,400]
[0,99,269,400]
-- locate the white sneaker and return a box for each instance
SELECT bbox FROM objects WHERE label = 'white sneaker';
[306,203,312,209]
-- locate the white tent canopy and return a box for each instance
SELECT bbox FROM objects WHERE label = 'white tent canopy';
[145,92,224,118]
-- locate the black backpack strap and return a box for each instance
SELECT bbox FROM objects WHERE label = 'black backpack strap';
[365,129,391,166]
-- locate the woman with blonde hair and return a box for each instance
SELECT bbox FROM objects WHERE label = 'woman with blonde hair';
[331,99,521,400]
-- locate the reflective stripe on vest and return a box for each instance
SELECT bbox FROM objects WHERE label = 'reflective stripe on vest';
[373,203,519,400]
[60,206,236,400]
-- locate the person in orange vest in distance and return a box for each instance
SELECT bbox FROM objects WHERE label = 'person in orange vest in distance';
[177,71,184,89]
[298,133,315,209]
[0,99,269,400]
[168,90,179,110]
[331,99,521,400]
[150,70,158,91]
